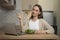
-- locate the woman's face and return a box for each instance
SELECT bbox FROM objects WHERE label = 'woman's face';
[32,6,40,17]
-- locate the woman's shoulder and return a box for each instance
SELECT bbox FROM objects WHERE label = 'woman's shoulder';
[39,18,50,25]
[39,18,45,21]
[39,18,47,23]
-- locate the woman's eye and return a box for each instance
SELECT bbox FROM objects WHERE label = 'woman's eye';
[36,10,38,11]
[32,9,39,12]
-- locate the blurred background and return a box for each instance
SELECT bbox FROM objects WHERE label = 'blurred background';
[0,0,60,36]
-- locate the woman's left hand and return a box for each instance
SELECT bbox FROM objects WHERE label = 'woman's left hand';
[35,30,46,34]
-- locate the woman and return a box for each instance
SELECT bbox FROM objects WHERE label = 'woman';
[18,4,54,34]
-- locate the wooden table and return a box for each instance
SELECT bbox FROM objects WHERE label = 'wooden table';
[0,33,60,40]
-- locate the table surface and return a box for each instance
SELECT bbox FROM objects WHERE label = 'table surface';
[0,33,60,39]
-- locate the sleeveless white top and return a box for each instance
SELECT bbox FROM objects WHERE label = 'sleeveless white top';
[29,19,40,30]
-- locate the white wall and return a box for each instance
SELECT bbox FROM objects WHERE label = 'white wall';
[38,0,54,11]
[54,0,60,36]
[56,0,60,36]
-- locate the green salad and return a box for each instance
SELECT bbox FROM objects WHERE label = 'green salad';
[25,29,35,34]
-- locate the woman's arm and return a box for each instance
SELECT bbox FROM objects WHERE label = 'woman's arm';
[41,19,55,34]
[27,11,32,20]
[35,19,55,34]
[17,14,24,28]
[35,30,46,34]
[17,13,29,32]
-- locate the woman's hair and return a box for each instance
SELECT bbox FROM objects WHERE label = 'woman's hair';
[30,4,43,19]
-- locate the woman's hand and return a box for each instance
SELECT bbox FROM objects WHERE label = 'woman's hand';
[17,14,22,20]
[35,30,46,34]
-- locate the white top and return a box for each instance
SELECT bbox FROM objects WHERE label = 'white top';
[29,19,40,30]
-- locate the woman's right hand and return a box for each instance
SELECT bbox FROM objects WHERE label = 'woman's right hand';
[17,14,22,20]
[35,30,41,34]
